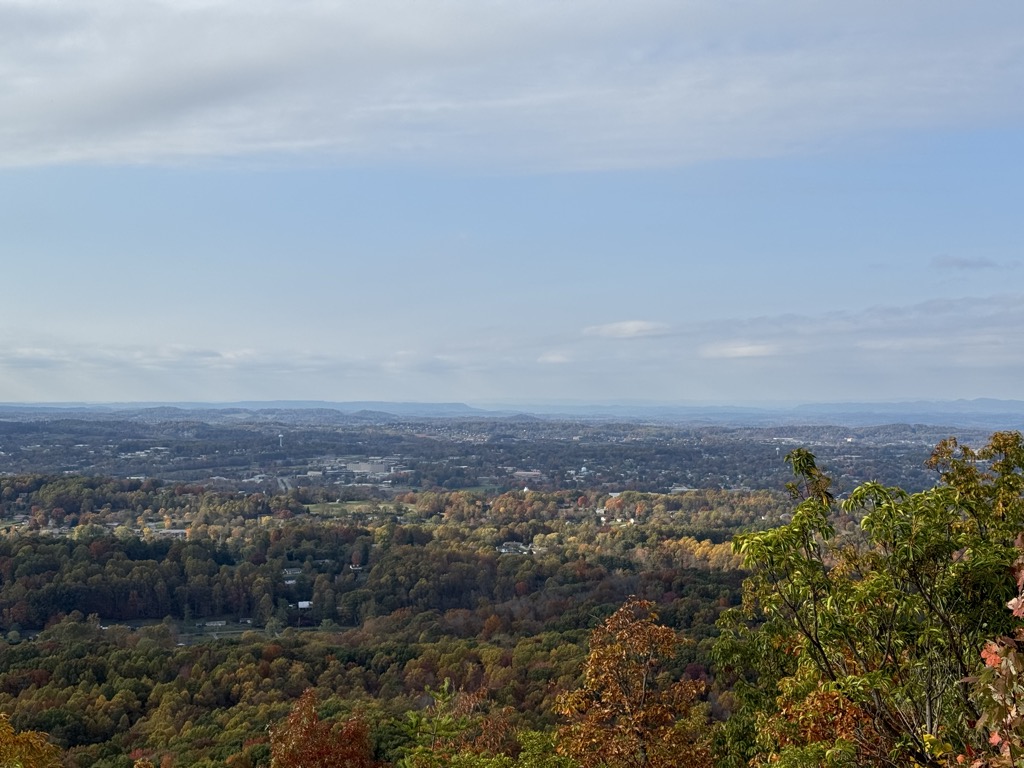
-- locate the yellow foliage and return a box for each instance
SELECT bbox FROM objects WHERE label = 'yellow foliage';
[0,714,62,768]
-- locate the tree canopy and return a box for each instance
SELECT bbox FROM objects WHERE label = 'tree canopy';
[718,431,1024,767]
[4,433,1024,767]
[556,597,710,768]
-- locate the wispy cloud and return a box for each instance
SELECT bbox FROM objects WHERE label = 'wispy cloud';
[0,2,1021,169]
[700,342,780,359]
[932,256,1012,271]
[2,294,1023,403]
[538,352,570,364]
[583,320,668,339]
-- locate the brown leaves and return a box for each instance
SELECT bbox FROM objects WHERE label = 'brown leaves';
[269,688,379,768]
[755,684,877,766]
[555,597,711,768]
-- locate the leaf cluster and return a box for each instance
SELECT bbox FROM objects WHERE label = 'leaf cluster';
[723,432,1024,767]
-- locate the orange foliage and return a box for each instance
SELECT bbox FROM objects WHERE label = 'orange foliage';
[555,597,711,768]
[269,689,379,768]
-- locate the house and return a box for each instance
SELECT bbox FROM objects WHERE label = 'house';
[497,542,531,555]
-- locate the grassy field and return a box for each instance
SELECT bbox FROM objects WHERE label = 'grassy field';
[305,501,378,516]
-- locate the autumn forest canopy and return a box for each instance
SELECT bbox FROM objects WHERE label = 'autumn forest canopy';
[3,433,1024,767]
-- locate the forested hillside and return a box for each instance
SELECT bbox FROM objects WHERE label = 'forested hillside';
[2,433,1024,767]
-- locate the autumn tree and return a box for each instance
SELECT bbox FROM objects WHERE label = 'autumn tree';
[397,679,492,768]
[952,532,1024,767]
[0,714,62,768]
[269,688,378,768]
[555,597,710,768]
[719,433,1024,767]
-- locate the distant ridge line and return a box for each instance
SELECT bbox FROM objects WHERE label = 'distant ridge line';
[0,398,1023,428]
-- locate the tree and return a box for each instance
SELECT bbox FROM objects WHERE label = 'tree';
[954,532,1024,767]
[397,679,482,768]
[269,688,378,768]
[0,714,62,768]
[555,597,710,768]
[448,731,577,768]
[719,433,1024,767]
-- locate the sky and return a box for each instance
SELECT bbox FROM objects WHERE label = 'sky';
[1,0,1023,406]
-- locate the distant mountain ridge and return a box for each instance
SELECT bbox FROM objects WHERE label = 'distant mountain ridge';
[788,399,1024,428]
[793,398,1024,414]
[1,398,1023,428]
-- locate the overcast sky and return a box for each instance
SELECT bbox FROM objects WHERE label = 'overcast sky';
[1,1,1022,405]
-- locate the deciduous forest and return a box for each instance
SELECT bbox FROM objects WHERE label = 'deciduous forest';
[2,433,1024,767]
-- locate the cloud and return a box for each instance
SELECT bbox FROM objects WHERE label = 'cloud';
[932,256,1011,271]
[0,2,1022,169]
[583,320,668,339]
[2,294,1024,403]
[538,352,570,364]
[704,295,1024,365]
[0,348,75,370]
[699,342,779,359]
